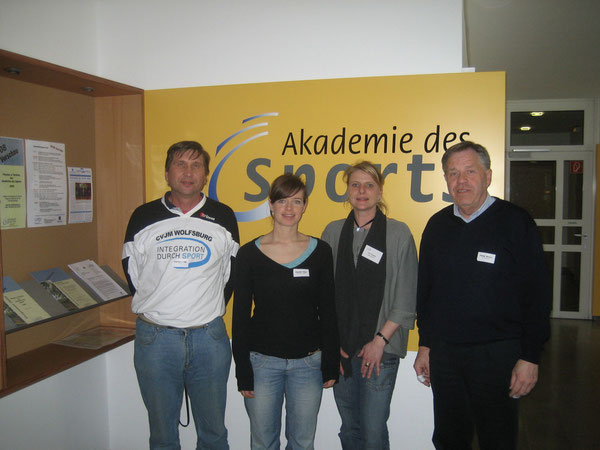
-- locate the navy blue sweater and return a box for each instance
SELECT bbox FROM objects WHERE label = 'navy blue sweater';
[416,199,551,364]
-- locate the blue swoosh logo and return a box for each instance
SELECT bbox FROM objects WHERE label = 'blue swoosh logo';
[210,113,279,222]
[162,237,211,268]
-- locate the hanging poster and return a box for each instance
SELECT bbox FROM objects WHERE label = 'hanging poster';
[0,136,26,229]
[68,167,93,224]
[25,139,67,227]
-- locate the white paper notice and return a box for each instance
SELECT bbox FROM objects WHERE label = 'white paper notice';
[68,167,93,223]
[25,139,67,227]
[68,260,128,301]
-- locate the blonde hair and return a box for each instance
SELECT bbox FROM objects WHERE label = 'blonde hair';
[343,161,388,214]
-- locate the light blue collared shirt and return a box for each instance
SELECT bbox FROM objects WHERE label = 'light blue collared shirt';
[454,194,496,223]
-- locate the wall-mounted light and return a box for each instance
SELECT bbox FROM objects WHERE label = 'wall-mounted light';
[530,111,544,117]
[520,126,532,131]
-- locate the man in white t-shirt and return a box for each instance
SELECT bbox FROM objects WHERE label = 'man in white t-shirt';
[123,141,239,449]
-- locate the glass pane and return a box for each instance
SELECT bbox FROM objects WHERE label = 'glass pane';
[538,226,555,245]
[560,252,580,312]
[544,251,554,313]
[510,161,556,219]
[563,161,583,219]
[510,110,584,146]
[562,227,582,245]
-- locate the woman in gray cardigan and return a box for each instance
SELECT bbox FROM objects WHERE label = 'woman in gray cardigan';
[321,161,418,450]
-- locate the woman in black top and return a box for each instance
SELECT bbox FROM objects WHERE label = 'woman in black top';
[233,173,339,450]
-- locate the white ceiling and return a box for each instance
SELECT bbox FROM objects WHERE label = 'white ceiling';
[464,0,600,100]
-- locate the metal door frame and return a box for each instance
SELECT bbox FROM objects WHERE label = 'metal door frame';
[506,151,594,319]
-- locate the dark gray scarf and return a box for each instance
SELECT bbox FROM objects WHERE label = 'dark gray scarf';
[335,208,387,377]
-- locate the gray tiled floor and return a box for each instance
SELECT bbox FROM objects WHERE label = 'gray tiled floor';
[517,318,600,450]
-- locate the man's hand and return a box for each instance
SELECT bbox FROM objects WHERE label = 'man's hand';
[509,359,538,398]
[413,346,431,387]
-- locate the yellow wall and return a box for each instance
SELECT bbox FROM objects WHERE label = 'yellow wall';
[144,72,506,348]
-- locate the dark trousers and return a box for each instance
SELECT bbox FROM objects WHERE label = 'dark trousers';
[429,339,520,450]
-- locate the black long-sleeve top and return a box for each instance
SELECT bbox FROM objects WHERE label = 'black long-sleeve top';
[232,237,339,391]
[416,199,551,364]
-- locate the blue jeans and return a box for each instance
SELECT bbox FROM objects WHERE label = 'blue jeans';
[134,316,232,450]
[333,356,399,450]
[244,351,324,450]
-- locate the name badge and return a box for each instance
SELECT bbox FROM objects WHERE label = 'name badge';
[362,245,383,264]
[477,252,496,264]
[173,259,189,268]
[293,268,310,277]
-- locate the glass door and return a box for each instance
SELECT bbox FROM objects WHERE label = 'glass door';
[506,151,594,319]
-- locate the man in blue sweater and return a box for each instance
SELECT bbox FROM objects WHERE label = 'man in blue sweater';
[414,141,551,450]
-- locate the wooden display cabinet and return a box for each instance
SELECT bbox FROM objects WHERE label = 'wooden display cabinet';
[0,49,144,396]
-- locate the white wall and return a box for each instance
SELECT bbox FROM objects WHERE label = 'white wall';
[0,1,461,448]
[0,0,99,75]
[0,342,432,450]
[94,0,462,89]
[107,342,434,450]
[0,356,110,450]
[1,0,463,90]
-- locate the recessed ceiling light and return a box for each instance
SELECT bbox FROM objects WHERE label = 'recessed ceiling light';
[520,126,532,131]
[81,86,95,92]
[3,67,21,75]
[530,111,544,117]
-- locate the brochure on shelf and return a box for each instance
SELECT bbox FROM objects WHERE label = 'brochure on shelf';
[4,302,25,329]
[30,267,97,310]
[18,280,70,316]
[2,276,51,324]
[4,310,17,331]
[68,260,128,301]
[2,267,129,334]
[53,326,135,350]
